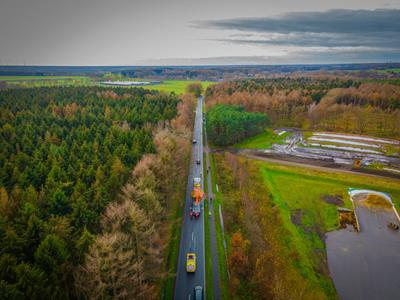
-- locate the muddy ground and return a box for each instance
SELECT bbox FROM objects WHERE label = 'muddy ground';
[227,128,400,179]
[237,151,400,180]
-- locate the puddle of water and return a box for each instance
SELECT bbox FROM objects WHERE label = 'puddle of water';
[326,205,400,300]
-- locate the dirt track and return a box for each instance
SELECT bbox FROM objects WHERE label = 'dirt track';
[234,150,400,180]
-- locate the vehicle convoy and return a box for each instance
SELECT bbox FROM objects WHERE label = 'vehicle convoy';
[190,177,204,220]
[186,252,196,273]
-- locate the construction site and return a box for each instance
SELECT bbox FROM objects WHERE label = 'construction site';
[242,129,400,179]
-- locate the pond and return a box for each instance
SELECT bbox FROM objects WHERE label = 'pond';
[326,192,400,300]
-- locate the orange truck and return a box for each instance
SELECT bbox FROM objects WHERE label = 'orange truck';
[190,177,204,220]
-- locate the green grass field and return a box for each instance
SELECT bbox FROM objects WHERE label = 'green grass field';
[233,128,291,149]
[141,80,214,95]
[258,159,400,229]
[376,68,400,74]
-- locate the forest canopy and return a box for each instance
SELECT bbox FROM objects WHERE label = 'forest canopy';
[205,78,400,138]
[206,104,270,146]
[0,86,181,299]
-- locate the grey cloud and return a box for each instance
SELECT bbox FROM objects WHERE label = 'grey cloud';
[214,32,400,48]
[195,9,400,49]
[196,9,400,34]
[140,50,400,66]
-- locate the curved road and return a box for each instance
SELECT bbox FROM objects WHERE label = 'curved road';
[174,97,205,300]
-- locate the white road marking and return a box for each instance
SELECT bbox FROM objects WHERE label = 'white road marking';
[192,232,194,241]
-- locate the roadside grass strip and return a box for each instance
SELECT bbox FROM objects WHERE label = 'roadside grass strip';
[209,153,230,300]
[202,149,215,300]
[204,200,214,300]
[162,186,185,299]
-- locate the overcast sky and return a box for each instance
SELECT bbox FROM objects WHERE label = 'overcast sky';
[1,0,399,65]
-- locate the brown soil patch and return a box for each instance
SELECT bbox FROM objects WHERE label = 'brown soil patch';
[291,209,302,226]
[321,195,344,206]
[339,210,357,230]
[360,194,392,210]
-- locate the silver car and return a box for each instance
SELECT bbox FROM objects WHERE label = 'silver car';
[194,286,203,300]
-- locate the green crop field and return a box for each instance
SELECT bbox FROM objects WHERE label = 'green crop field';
[141,80,214,94]
[233,128,291,149]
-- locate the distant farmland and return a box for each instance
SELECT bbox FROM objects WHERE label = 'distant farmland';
[140,80,214,94]
[0,75,94,87]
[0,75,213,94]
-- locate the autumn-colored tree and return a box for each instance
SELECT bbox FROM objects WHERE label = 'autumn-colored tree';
[229,231,250,277]
[76,232,151,300]
[0,186,9,217]
[217,153,330,299]
[186,82,203,97]
[205,79,400,138]
[172,93,197,130]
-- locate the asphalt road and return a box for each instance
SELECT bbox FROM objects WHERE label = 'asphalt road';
[174,97,205,300]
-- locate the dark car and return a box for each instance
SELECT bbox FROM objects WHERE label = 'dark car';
[194,286,203,300]
[196,159,201,165]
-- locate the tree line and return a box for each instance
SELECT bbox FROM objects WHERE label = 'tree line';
[0,86,189,299]
[205,79,400,138]
[206,104,270,146]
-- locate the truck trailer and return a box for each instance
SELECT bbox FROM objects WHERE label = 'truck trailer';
[190,177,204,220]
